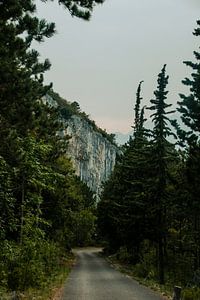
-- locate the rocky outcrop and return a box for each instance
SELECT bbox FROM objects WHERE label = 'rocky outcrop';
[62,115,118,196]
[43,93,118,196]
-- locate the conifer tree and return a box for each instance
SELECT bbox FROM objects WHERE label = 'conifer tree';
[133,81,144,135]
[178,20,200,141]
[177,20,200,272]
[0,1,56,136]
[98,82,149,259]
[57,0,105,20]
[0,0,103,290]
[147,64,175,284]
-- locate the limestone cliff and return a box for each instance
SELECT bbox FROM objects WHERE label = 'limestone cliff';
[62,115,118,195]
[44,92,118,196]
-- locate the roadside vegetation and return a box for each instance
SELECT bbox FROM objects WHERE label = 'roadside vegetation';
[0,0,101,298]
[1,0,200,299]
[97,21,200,300]
[0,252,74,300]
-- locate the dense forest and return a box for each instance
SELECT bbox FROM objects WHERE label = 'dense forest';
[0,0,102,296]
[1,0,200,298]
[98,20,200,296]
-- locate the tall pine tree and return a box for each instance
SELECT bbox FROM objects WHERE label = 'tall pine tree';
[178,20,200,141]
[177,20,200,272]
[147,64,175,284]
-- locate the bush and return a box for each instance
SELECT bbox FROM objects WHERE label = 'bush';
[116,246,132,263]
[2,238,62,291]
[0,215,64,292]
[72,210,96,246]
[182,288,200,300]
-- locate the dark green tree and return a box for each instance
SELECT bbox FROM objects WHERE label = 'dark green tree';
[98,82,150,260]
[147,64,175,284]
[178,20,200,141]
[52,0,105,20]
[0,1,56,136]
[0,0,103,291]
[0,0,106,136]
[176,20,200,272]
[0,156,16,240]
[133,81,144,135]
[42,155,96,248]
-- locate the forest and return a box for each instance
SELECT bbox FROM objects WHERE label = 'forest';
[0,0,99,297]
[98,21,200,298]
[0,0,200,299]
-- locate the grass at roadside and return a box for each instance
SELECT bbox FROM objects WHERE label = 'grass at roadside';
[104,253,200,300]
[0,254,75,300]
[103,253,172,300]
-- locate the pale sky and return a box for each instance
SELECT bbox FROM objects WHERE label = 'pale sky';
[35,0,199,133]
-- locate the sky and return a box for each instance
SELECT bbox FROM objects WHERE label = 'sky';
[35,0,200,134]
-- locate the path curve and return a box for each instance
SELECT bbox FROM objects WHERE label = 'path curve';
[61,247,166,300]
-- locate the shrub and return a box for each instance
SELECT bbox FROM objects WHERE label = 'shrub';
[182,288,200,300]
[116,246,132,263]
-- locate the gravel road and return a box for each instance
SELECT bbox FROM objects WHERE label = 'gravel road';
[61,247,165,300]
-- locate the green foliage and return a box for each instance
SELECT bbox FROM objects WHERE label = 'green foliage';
[72,210,96,246]
[115,246,137,264]
[98,20,200,294]
[0,0,100,294]
[98,66,179,285]
[41,155,96,249]
[0,216,62,291]
[132,240,157,280]
[0,1,56,137]
[98,81,151,260]
[174,20,200,278]
[178,20,200,142]
[0,156,16,240]
[183,288,200,300]
[58,0,105,20]
[133,81,144,134]
[146,65,176,284]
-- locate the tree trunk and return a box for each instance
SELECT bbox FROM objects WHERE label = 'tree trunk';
[20,176,25,245]
[172,286,182,300]
[158,234,164,284]
[157,206,165,284]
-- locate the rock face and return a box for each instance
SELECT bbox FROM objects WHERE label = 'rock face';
[62,115,118,196]
[43,94,118,196]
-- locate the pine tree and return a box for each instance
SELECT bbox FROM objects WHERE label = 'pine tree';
[0,0,102,290]
[178,20,200,141]
[98,82,150,260]
[0,1,57,140]
[133,81,144,134]
[147,64,175,284]
[58,0,105,20]
[177,20,200,272]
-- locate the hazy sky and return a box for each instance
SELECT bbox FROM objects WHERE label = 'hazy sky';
[35,0,199,133]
